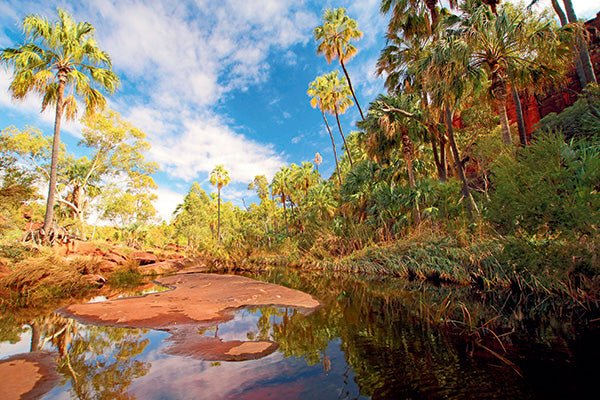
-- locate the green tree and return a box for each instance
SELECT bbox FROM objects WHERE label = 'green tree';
[173,182,213,249]
[210,165,230,242]
[314,7,365,120]
[248,175,270,203]
[60,110,156,237]
[0,9,119,238]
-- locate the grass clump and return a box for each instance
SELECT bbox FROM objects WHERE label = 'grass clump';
[0,255,102,308]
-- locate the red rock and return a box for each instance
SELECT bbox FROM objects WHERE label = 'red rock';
[130,251,158,265]
[139,260,185,275]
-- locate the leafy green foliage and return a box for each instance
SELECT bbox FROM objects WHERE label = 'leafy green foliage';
[488,133,599,235]
[536,84,600,139]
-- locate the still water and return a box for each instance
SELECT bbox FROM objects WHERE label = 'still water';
[1,269,598,399]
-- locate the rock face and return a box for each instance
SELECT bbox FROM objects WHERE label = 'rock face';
[506,12,600,138]
[0,352,59,400]
[61,273,321,329]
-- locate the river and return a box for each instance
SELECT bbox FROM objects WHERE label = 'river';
[0,268,598,399]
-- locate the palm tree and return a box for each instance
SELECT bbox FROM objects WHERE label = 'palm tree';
[448,2,572,145]
[271,167,292,234]
[308,75,342,184]
[314,8,365,120]
[1,9,119,237]
[209,165,230,242]
[360,93,422,224]
[322,71,355,167]
[314,152,323,174]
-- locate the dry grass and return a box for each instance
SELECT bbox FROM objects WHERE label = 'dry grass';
[0,254,104,308]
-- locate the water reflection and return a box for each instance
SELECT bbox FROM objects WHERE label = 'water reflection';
[0,269,598,399]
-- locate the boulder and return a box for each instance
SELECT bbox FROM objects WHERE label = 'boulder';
[139,259,184,275]
[130,251,158,265]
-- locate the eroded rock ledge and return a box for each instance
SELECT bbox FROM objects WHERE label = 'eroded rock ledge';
[62,273,320,329]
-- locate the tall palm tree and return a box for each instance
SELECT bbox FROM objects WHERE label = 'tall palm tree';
[209,165,230,242]
[322,71,355,167]
[314,8,365,120]
[271,167,292,234]
[308,75,342,184]
[1,9,119,237]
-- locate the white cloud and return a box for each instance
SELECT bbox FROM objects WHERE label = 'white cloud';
[153,187,185,222]
[149,114,285,183]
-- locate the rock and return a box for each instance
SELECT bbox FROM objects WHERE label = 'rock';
[62,273,321,329]
[97,260,119,274]
[139,260,184,275]
[104,251,127,264]
[130,251,158,266]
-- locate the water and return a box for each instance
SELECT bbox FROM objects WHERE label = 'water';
[1,269,598,399]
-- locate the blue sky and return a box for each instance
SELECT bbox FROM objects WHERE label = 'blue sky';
[0,0,597,221]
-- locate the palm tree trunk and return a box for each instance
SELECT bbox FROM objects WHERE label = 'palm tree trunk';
[425,0,439,28]
[340,58,365,120]
[496,96,512,145]
[43,73,66,240]
[335,108,353,167]
[217,188,221,242]
[551,0,588,87]
[430,124,447,182]
[563,0,597,85]
[282,195,288,235]
[511,85,528,146]
[445,107,476,219]
[322,111,342,185]
[402,132,421,224]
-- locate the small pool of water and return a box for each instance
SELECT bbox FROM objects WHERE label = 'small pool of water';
[1,269,598,399]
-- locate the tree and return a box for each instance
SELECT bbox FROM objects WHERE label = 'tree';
[360,94,423,224]
[271,166,292,234]
[308,75,342,184]
[449,2,572,145]
[210,165,230,242]
[321,71,355,167]
[248,175,270,203]
[561,0,596,85]
[0,9,119,238]
[314,152,323,174]
[314,8,365,120]
[60,110,156,237]
[173,182,213,249]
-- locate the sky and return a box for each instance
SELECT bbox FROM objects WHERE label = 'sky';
[0,0,597,222]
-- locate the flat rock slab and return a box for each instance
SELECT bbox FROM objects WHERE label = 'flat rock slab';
[0,352,59,400]
[61,273,320,329]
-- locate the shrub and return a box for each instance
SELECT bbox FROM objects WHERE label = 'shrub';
[488,133,599,236]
